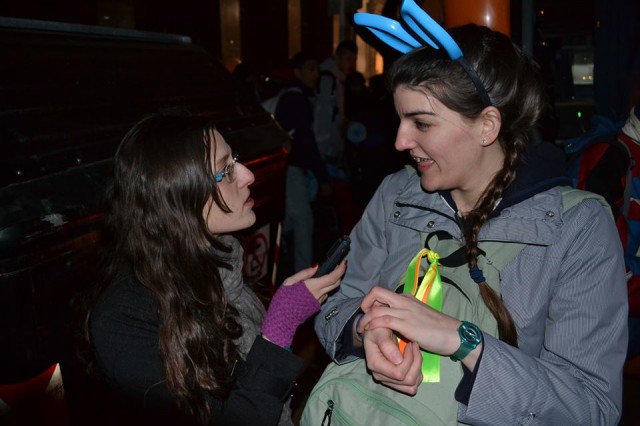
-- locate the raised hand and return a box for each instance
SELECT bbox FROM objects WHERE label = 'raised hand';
[261,260,346,348]
[283,260,347,304]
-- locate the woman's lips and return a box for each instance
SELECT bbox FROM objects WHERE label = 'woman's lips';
[414,157,434,172]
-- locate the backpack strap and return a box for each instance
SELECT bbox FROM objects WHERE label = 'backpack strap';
[560,186,612,216]
[422,187,610,302]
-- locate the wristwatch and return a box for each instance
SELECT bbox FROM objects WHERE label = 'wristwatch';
[450,321,483,362]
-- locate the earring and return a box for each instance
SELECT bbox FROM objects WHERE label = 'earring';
[481,136,487,145]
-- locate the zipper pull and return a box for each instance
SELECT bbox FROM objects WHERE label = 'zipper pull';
[321,399,334,426]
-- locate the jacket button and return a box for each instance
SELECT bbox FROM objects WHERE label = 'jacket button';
[546,211,555,218]
[427,221,435,228]
[393,211,401,218]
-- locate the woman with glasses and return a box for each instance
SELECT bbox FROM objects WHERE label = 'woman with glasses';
[85,114,346,425]
[309,19,627,426]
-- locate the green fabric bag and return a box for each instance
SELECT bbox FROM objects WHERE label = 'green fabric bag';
[301,239,519,426]
[301,187,607,426]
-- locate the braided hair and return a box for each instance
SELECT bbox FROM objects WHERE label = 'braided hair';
[389,24,547,346]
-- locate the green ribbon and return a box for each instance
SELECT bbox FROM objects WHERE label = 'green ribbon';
[398,249,443,382]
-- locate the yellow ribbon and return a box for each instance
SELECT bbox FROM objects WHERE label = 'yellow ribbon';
[398,249,443,382]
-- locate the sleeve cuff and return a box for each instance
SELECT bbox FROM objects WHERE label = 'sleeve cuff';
[454,344,485,405]
[242,336,304,401]
[340,310,365,359]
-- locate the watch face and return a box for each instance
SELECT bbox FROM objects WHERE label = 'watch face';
[451,322,482,362]
[462,324,481,343]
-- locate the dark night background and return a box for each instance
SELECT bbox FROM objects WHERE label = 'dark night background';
[3,0,637,127]
[1,1,640,425]
[0,0,335,76]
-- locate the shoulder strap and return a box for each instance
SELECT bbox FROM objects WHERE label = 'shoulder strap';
[415,186,607,294]
[404,164,417,177]
[560,186,612,216]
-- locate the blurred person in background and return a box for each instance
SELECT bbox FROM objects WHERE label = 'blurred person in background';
[274,52,332,272]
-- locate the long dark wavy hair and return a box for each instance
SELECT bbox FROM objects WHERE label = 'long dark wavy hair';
[83,114,242,423]
[388,24,547,346]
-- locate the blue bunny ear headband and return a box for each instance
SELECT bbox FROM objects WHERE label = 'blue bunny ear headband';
[354,0,492,107]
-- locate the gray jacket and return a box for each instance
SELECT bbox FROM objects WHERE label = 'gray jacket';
[315,167,627,425]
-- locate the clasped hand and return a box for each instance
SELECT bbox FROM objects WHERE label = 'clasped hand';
[356,286,462,395]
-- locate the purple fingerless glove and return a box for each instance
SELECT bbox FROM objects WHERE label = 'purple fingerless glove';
[261,280,320,348]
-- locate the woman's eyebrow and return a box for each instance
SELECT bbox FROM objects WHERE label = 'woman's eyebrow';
[404,110,436,118]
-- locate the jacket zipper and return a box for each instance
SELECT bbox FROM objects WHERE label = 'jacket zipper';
[310,379,421,426]
[322,400,333,426]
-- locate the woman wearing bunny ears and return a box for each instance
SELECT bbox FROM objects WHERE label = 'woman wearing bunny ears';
[309,1,627,424]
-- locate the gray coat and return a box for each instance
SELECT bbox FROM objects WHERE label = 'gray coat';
[315,167,628,425]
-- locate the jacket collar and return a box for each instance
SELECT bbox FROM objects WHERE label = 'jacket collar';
[393,143,570,246]
[438,142,570,215]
